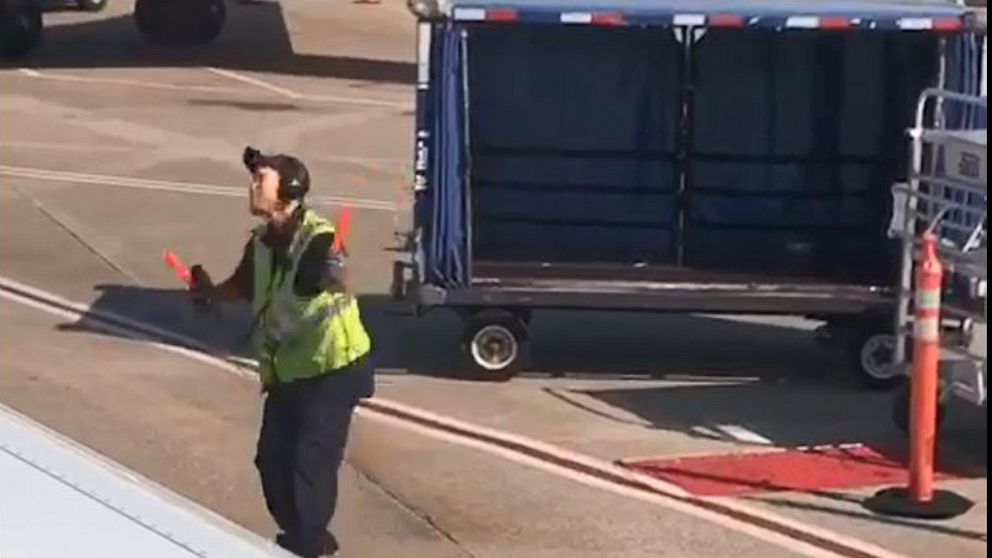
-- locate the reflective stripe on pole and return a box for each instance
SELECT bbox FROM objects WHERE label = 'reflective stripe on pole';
[909,233,943,503]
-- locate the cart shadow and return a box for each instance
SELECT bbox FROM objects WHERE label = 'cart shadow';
[13,2,415,84]
[563,381,986,456]
[45,280,858,383]
[51,284,859,385]
[360,299,862,385]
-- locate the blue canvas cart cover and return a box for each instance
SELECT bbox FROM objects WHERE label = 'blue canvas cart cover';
[416,0,984,289]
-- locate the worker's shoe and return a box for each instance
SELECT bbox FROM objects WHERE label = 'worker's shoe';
[321,530,340,557]
[274,531,339,557]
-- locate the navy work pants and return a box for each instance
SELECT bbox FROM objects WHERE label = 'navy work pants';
[255,357,374,558]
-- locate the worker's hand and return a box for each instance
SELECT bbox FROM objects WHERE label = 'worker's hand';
[321,250,348,293]
[188,264,216,312]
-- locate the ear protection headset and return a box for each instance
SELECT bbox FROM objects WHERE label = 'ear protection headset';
[243,146,310,201]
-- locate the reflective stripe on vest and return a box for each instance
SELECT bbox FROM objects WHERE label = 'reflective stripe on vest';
[252,208,371,386]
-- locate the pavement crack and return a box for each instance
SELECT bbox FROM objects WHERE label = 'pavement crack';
[10,185,143,286]
[348,460,480,558]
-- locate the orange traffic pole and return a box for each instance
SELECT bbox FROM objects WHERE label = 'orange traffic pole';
[864,232,973,519]
[908,233,942,504]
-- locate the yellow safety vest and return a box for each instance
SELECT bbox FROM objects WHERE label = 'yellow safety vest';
[251,208,371,386]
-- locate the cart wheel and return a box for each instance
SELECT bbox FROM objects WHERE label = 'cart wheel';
[892,382,947,433]
[0,0,43,60]
[463,315,527,381]
[849,330,905,390]
[135,0,226,47]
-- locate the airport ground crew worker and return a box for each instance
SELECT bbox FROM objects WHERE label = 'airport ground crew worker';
[188,146,374,558]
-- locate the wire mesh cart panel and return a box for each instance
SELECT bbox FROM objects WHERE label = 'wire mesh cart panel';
[889,88,987,422]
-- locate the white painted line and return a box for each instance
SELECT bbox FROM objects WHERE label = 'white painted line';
[0,140,140,153]
[0,276,911,558]
[690,424,724,439]
[364,396,691,492]
[360,403,907,558]
[294,92,413,110]
[12,69,245,95]
[715,424,774,445]
[207,66,413,109]
[357,409,845,558]
[0,286,253,380]
[0,165,397,212]
[9,67,412,111]
[204,67,303,100]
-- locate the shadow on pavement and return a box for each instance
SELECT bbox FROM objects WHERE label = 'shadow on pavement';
[55,283,256,360]
[46,282,989,541]
[572,373,987,461]
[52,284,859,385]
[582,379,987,539]
[750,492,987,543]
[15,2,415,84]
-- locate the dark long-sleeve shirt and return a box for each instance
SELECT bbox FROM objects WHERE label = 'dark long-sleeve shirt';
[228,209,344,301]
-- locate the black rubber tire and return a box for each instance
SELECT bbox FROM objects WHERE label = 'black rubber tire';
[75,0,108,12]
[0,1,43,60]
[134,0,226,47]
[462,314,528,381]
[841,315,906,390]
[892,382,947,434]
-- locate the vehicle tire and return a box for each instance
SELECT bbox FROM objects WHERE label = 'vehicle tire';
[135,0,226,47]
[75,0,108,12]
[847,326,906,390]
[0,1,43,60]
[462,314,527,381]
[892,382,947,433]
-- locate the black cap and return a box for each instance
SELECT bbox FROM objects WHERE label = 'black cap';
[243,146,310,200]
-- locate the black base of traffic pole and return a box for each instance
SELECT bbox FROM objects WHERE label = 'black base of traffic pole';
[863,487,974,520]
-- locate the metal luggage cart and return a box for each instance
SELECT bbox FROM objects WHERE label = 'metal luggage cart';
[889,88,987,428]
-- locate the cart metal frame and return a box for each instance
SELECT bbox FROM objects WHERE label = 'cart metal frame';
[889,88,987,408]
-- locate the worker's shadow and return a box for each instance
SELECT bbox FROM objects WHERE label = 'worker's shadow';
[52,284,465,377]
[55,283,257,361]
[51,284,467,377]
[9,1,415,85]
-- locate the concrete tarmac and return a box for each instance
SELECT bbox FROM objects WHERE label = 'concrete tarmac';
[1,2,986,557]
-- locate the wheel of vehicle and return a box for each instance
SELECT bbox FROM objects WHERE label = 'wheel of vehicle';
[848,328,906,390]
[463,316,527,381]
[892,381,947,434]
[0,1,43,60]
[75,0,108,12]
[135,0,226,47]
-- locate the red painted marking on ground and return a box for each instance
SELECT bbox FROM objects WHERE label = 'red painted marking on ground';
[622,445,976,497]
